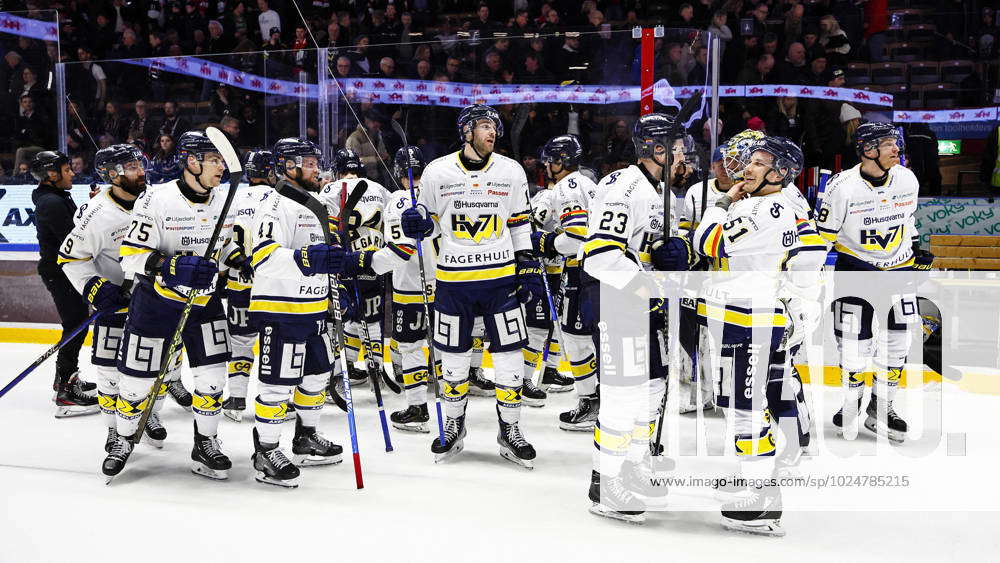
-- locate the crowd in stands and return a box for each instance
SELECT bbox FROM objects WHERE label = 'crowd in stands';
[1,0,997,193]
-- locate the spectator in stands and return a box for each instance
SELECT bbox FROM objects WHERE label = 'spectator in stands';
[2,51,25,101]
[838,104,863,170]
[379,57,397,79]
[228,1,250,41]
[819,15,851,68]
[150,133,181,184]
[211,83,239,119]
[762,33,780,57]
[806,55,828,85]
[519,53,553,84]
[903,123,942,196]
[257,0,281,42]
[750,2,770,37]
[785,3,805,40]
[414,60,433,81]
[261,26,287,54]
[70,155,95,185]
[346,109,390,181]
[15,67,46,107]
[12,162,34,184]
[351,35,375,75]
[708,11,733,58]
[15,95,47,167]
[99,101,127,143]
[603,119,632,173]
[764,95,804,144]
[661,43,688,87]
[158,101,189,139]
[553,35,588,83]
[469,3,501,36]
[127,99,156,149]
[775,42,809,84]
[975,7,998,60]
[207,20,235,55]
[802,25,824,61]
[803,69,848,169]
[687,45,709,85]
[238,102,265,148]
[334,55,354,79]
[220,116,241,143]
[511,9,537,37]
[113,30,148,97]
[72,46,107,114]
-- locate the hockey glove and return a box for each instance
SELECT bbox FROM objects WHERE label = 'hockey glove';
[651,236,695,271]
[83,277,129,312]
[515,254,546,304]
[160,255,217,290]
[223,250,254,284]
[401,205,434,240]
[337,282,359,320]
[294,244,347,276]
[912,244,934,271]
[342,250,375,277]
[530,231,559,260]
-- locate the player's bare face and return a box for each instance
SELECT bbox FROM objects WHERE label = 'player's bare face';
[296,156,321,191]
[401,175,420,190]
[742,151,779,192]
[471,120,496,156]
[198,153,226,189]
[871,137,900,168]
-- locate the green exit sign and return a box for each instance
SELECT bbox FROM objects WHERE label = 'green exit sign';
[938,140,961,155]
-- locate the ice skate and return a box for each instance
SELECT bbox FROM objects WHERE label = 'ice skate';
[222,396,246,422]
[721,485,785,537]
[833,393,864,438]
[291,419,343,466]
[559,394,599,431]
[588,470,646,524]
[467,367,494,397]
[54,377,99,418]
[497,419,535,469]
[391,403,430,433]
[102,434,134,484]
[252,428,300,488]
[521,376,547,408]
[864,393,907,443]
[540,366,573,393]
[431,415,467,463]
[190,423,231,480]
[142,412,167,449]
[103,427,119,454]
[166,379,193,411]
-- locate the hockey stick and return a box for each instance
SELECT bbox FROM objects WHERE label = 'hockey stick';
[652,91,703,454]
[390,118,446,448]
[127,127,242,461]
[277,178,367,488]
[337,182,394,453]
[522,186,560,384]
[0,310,103,400]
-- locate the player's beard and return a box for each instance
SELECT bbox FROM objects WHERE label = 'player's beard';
[121,176,147,196]
[296,169,320,192]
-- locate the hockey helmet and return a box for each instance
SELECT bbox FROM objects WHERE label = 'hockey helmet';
[746,136,804,185]
[273,137,322,174]
[631,113,686,160]
[30,150,71,183]
[95,144,147,187]
[176,130,220,165]
[243,149,275,181]
[540,134,584,169]
[393,145,426,180]
[722,129,765,180]
[853,121,903,157]
[457,104,504,141]
[334,148,362,175]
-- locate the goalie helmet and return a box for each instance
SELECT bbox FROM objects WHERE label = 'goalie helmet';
[722,129,765,181]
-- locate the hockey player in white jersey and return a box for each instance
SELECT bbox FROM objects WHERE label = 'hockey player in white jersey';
[221,150,276,422]
[59,145,167,444]
[582,113,698,522]
[530,134,601,429]
[816,122,932,443]
[400,103,544,468]
[693,136,807,536]
[247,138,346,487]
[318,148,392,403]
[102,130,235,481]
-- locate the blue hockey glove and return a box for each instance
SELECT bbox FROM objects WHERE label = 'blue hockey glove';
[401,205,434,239]
[161,255,217,289]
[337,282,359,320]
[515,255,546,304]
[294,244,347,276]
[651,236,695,271]
[531,231,558,260]
[342,250,375,277]
[83,277,130,312]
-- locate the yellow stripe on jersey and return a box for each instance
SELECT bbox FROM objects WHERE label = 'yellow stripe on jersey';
[154,281,213,306]
[119,243,154,257]
[251,241,281,267]
[582,238,625,255]
[696,302,786,327]
[436,263,516,283]
[545,264,563,274]
[393,291,434,304]
[226,278,252,291]
[565,258,580,267]
[248,298,328,315]
[56,254,91,264]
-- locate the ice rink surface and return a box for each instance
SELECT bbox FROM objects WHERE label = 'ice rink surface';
[2,342,998,563]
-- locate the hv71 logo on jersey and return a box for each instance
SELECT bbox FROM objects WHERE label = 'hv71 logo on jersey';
[859,225,903,251]
[451,214,504,243]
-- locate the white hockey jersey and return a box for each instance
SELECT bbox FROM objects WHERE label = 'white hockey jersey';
[247,182,329,322]
[318,177,391,254]
[373,189,438,303]
[58,187,133,293]
[225,183,273,304]
[548,171,598,267]
[418,151,531,289]
[530,188,563,274]
[582,165,677,290]
[119,180,235,307]
[816,164,920,270]
[693,191,801,328]
[679,177,729,236]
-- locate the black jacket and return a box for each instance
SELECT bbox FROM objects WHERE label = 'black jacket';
[31,183,77,272]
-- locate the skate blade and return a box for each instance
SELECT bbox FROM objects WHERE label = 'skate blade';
[588,503,645,524]
[255,472,299,488]
[559,421,596,432]
[293,453,343,466]
[543,385,573,394]
[143,436,165,449]
[864,418,906,443]
[521,398,546,408]
[54,405,100,418]
[391,421,430,433]
[223,409,244,423]
[721,517,785,537]
[433,441,465,463]
[105,475,116,485]
[498,447,534,470]
[467,389,494,398]
[190,463,229,480]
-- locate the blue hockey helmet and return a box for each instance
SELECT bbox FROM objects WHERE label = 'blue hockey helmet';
[175,130,219,165]
[746,136,804,186]
[272,137,322,173]
[95,144,146,182]
[457,103,504,141]
[853,121,903,157]
[540,134,584,169]
[632,113,683,160]
[243,149,275,181]
[393,145,426,180]
[333,148,362,175]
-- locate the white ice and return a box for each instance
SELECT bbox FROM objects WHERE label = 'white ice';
[1,342,998,563]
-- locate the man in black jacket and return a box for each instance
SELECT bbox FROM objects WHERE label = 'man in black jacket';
[30,151,99,418]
